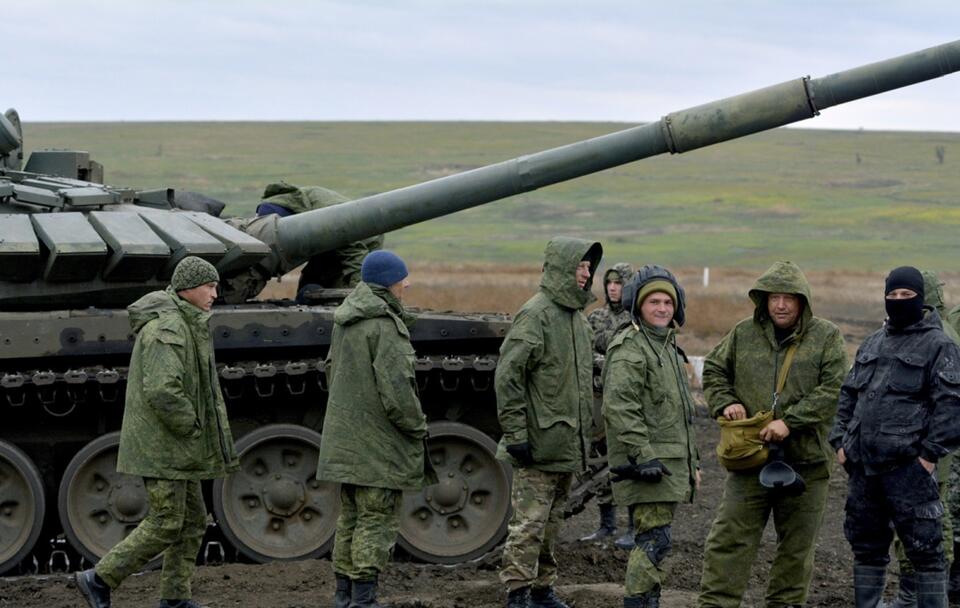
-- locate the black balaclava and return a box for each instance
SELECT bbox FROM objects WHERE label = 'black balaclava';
[885,266,925,329]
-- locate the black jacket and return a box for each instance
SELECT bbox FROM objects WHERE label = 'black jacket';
[829,309,960,475]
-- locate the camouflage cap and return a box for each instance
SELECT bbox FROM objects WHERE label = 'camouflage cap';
[171,256,219,292]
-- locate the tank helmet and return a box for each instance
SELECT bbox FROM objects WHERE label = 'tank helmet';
[758,444,806,496]
[621,264,687,328]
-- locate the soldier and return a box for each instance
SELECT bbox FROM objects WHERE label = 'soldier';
[581,262,635,547]
[74,256,239,608]
[496,236,602,608]
[697,261,847,608]
[602,266,699,608]
[255,181,384,292]
[831,266,960,608]
[316,250,433,608]
[882,271,958,608]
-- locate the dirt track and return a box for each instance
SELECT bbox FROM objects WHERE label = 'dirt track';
[0,416,866,608]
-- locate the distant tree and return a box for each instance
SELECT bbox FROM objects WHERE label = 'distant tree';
[855,153,861,165]
[935,145,945,164]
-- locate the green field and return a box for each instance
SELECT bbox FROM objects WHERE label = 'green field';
[23,121,960,272]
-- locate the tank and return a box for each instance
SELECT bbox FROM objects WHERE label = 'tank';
[0,40,958,574]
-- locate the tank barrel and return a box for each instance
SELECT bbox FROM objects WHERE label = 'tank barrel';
[276,39,960,267]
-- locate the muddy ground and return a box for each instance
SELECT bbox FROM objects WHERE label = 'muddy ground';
[1,416,878,607]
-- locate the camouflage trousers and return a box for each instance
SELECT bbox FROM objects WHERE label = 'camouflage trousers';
[96,478,207,599]
[949,454,960,544]
[500,468,573,591]
[332,484,402,581]
[590,392,613,506]
[893,477,954,574]
[625,502,677,596]
[697,463,831,608]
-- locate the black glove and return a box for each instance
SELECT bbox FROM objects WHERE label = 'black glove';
[610,455,672,483]
[506,442,534,467]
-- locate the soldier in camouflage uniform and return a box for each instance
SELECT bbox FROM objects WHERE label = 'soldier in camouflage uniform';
[697,261,848,608]
[944,295,960,602]
[316,251,434,608]
[581,262,635,546]
[883,271,960,607]
[256,181,384,293]
[496,236,602,608]
[603,266,699,608]
[74,257,239,608]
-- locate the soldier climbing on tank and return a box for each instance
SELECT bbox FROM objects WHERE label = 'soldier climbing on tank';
[831,266,960,608]
[255,181,384,297]
[496,236,602,608]
[697,261,847,608]
[316,250,435,608]
[581,262,636,549]
[602,265,699,608]
[74,257,240,608]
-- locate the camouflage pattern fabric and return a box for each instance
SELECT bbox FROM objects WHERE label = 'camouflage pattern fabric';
[499,467,573,591]
[625,502,676,596]
[117,287,238,480]
[170,256,219,292]
[495,236,602,472]
[260,182,383,289]
[603,321,699,506]
[96,478,207,598]
[332,484,402,580]
[697,464,831,607]
[894,478,955,572]
[317,282,432,490]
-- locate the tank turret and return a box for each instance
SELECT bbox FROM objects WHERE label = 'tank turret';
[1,40,957,310]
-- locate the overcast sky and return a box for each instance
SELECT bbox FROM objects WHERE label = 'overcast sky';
[7,0,960,131]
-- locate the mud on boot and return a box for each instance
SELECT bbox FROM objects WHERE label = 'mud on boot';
[579,503,617,542]
[350,577,384,608]
[615,504,637,550]
[530,586,569,608]
[879,572,917,608]
[74,568,111,608]
[506,586,531,608]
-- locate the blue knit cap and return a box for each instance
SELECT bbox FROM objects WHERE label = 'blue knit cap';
[361,250,408,287]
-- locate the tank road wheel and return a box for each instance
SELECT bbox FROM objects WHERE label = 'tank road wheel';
[398,422,512,563]
[0,440,45,574]
[58,432,151,565]
[213,424,338,562]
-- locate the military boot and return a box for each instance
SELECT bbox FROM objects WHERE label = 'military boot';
[530,586,569,608]
[623,594,648,607]
[507,586,531,608]
[948,550,960,604]
[579,504,617,542]
[74,568,111,608]
[879,573,918,608]
[350,577,384,608]
[916,570,947,608]
[158,601,210,608]
[334,574,352,608]
[854,564,887,608]
[615,505,636,550]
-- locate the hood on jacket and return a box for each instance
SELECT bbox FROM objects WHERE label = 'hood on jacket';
[540,236,603,310]
[334,281,415,328]
[261,182,349,214]
[602,262,634,307]
[128,288,183,334]
[922,270,946,315]
[748,261,813,332]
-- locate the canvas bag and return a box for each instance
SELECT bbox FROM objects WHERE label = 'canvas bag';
[715,342,798,471]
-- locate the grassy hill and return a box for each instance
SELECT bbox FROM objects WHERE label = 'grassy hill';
[22,121,960,272]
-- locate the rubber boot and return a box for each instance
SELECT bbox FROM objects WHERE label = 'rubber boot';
[74,569,111,608]
[158,601,209,608]
[334,574,352,608]
[350,577,383,608]
[615,505,636,550]
[855,564,887,608]
[507,586,531,608]
[579,503,617,542]
[916,570,947,608]
[623,594,647,608]
[879,573,918,608]
[949,549,960,604]
[530,586,569,608]
[647,588,660,608]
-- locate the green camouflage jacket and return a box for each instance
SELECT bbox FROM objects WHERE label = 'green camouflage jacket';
[316,281,432,490]
[923,270,959,482]
[117,287,239,480]
[703,261,847,467]
[495,236,602,472]
[588,262,635,367]
[261,182,384,288]
[603,322,699,504]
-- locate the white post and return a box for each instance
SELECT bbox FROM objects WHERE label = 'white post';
[703,267,710,288]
